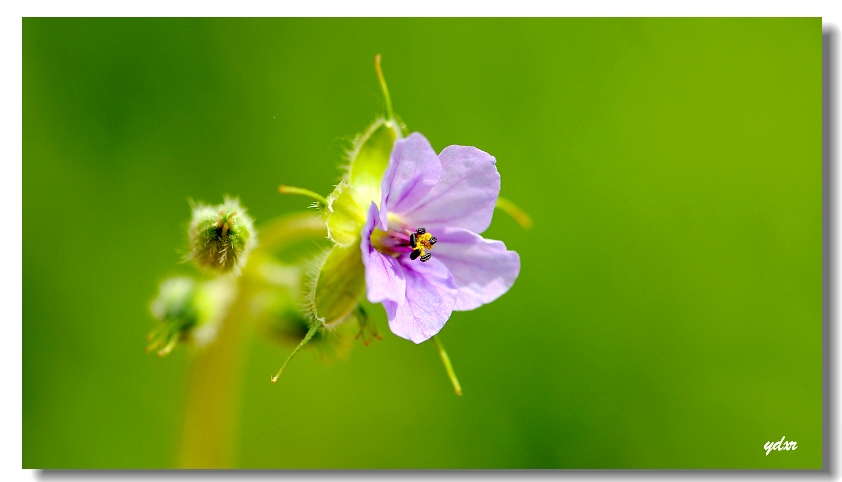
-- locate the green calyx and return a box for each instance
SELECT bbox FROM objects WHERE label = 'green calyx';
[309,243,367,327]
[271,56,403,383]
[323,179,367,247]
[342,118,401,207]
[311,117,401,332]
[321,114,402,247]
[323,55,404,246]
[308,60,403,327]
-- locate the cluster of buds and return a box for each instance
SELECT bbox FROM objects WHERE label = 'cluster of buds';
[147,198,254,356]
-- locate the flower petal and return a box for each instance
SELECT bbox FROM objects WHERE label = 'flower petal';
[361,202,405,305]
[379,132,442,229]
[432,227,520,311]
[388,257,458,344]
[405,145,500,234]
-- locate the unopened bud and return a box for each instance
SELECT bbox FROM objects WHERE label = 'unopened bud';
[147,276,236,356]
[189,197,256,274]
[147,277,199,356]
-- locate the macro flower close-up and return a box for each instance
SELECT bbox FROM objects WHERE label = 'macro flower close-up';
[361,133,520,343]
[22,17,824,472]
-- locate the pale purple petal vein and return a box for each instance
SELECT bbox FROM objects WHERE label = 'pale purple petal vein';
[431,227,520,311]
[405,145,501,234]
[379,133,442,229]
[387,257,458,344]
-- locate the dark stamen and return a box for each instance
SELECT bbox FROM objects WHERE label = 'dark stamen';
[410,249,421,260]
[416,227,426,235]
[409,233,417,248]
[420,253,432,262]
[429,237,437,245]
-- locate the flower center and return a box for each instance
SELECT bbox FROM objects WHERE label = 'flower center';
[409,227,437,262]
[371,225,438,262]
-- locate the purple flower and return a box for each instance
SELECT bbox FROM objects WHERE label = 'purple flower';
[360,133,520,343]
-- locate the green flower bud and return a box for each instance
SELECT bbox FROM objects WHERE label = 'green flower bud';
[150,276,197,325]
[188,197,256,274]
[147,276,236,356]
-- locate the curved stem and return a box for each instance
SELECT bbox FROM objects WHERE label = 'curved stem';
[495,196,533,230]
[256,212,326,251]
[432,335,462,396]
[375,54,394,121]
[271,323,320,383]
[278,185,328,207]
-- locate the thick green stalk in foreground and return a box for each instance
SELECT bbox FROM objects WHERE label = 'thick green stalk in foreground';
[178,282,250,468]
[177,213,327,468]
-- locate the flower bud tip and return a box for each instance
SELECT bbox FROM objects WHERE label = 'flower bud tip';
[188,197,256,274]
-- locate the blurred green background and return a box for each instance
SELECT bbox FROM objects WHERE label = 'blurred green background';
[23,18,821,469]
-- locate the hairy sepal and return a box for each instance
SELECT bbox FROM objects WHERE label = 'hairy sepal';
[323,179,367,247]
[307,243,367,328]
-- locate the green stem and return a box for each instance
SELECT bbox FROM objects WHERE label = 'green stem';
[278,185,328,207]
[271,323,321,383]
[178,212,326,467]
[432,335,462,396]
[256,212,326,252]
[178,283,250,468]
[375,54,394,121]
[495,196,533,229]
